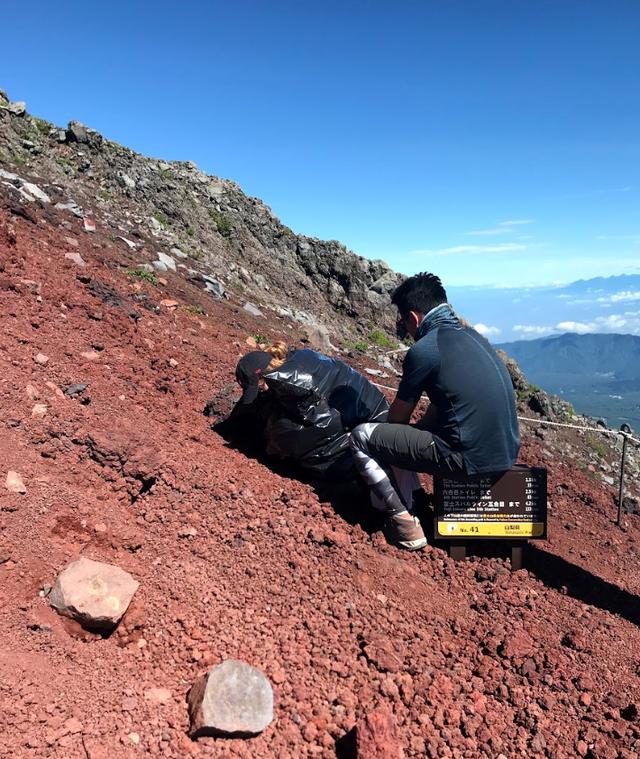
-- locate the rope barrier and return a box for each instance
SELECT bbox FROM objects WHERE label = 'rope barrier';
[367,375,637,526]
[368,377,639,445]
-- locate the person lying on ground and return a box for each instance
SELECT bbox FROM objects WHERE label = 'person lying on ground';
[349,271,520,551]
[211,341,389,479]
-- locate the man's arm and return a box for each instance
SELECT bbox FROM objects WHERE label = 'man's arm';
[388,397,417,424]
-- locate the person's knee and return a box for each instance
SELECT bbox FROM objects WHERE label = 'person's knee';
[350,422,379,455]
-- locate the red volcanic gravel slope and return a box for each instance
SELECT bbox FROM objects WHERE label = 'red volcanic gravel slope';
[2,200,640,759]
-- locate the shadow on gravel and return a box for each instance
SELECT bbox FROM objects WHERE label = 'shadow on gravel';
[211,419,383,536]
[526,543,640,626]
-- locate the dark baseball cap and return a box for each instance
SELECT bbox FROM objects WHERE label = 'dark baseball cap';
[235,351,272,405]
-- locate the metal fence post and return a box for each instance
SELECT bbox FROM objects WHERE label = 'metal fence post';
[617,433,629,527]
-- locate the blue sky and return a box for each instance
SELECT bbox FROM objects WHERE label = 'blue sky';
[1,0,639,287]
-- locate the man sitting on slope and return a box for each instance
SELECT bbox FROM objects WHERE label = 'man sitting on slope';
[350,271,520,550]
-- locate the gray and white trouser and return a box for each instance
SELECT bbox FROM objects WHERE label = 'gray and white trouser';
[349,422,466,516]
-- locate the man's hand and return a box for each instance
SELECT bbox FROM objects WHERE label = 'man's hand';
[419,402,439,431]
[388,397,417,424]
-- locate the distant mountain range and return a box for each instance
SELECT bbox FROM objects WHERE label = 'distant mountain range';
[498,332,640,431]
[449,274,640,344]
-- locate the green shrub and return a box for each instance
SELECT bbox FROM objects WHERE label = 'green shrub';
[127,268,158,285]
[354,341,368,353]
[586,434,609,459]
[368,330,394,348]
[209,209,233,237]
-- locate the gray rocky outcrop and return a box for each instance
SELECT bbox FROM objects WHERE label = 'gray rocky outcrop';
[0,94,402,341]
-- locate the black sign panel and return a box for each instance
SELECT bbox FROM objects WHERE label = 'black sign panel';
[434,465,547,540]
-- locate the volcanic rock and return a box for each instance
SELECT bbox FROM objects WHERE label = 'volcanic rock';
[356,706,404,758]
[188,659,274,739]
[49,557,139,632]
[243,302,263,318]
[5,470,27,494]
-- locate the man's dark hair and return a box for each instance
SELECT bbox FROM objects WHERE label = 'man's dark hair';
[391,272,448,317]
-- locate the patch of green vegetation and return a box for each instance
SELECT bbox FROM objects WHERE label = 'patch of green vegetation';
[159,167,172,179]
[368,329,394,348]
[12,154,26,167]
[97,188,112,201]
[127,268,158,285]
[33,117,51,136]
[354,341,368,353]
[208,209,233,237]
[55,156,70,167]
[517,383,541,403]
[185,224,195,237]
[186,304,205,316]
[153,214,168,228]
[252,333,268,345]
[586,434,609,459]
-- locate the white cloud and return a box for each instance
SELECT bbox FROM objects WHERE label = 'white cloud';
[556,314,628,333]
[599,290,640,303]
[513,325,554,335]
[474,323,501,337]
[556,320,593,334]
[466,219,534,236]
[467,227,510,236]
[418,243,527,257]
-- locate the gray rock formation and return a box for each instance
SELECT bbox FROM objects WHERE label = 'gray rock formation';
[0,93,402,342]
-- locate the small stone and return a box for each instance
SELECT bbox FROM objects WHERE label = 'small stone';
[188,659,273,738]
[31,403,48,419]
[356,707,404,758]
[128,733,140,745]
[179,526,198,538]
[34,353,49,366]
[45,381,65,398]
[80,350,101,361]
[65,251,86,267]
[160,299,179,310]
[83,218,96,233]
[580,693,592,707]
[145,687,172,705]
[168,358,178,368]
[156,252,176,271]
[500,630,536,659]
[64,717,83,734]
[5,471,27,494]
[26,384,40,400]
[64,383,88,398]
[49,557,139,632]
[67,121,88,143]
[7,101,27,116]
[245,336,258,348]
[243,302,264,318]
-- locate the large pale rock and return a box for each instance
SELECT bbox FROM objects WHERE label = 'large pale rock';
[49,557,139,632]
[5,471,27,494]
[188,659,273,739]
[356,707,404,758]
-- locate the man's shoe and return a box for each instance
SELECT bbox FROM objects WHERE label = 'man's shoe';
[384,512,427,551]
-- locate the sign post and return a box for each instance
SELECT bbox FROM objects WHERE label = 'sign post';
[433,465,547,567]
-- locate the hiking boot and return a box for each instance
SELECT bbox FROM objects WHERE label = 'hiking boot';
[384,512,427,551]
